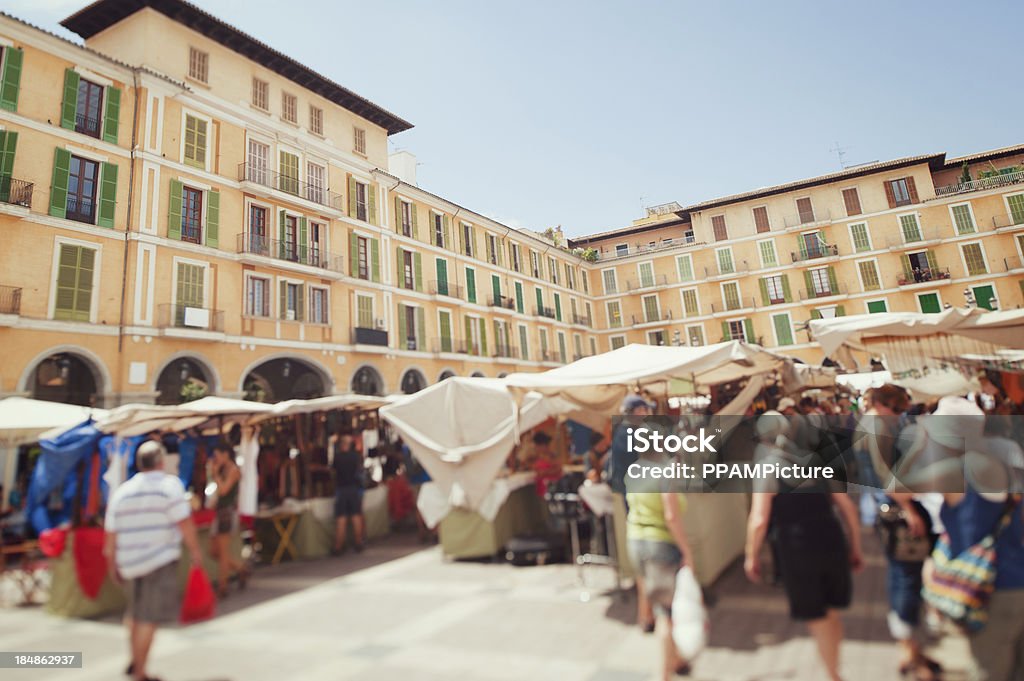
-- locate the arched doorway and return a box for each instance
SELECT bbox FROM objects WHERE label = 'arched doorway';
[438,369,456,382]
[351,365,384,396]
[400,369,427,394]
[30,352,100,406]
[242,357,327,403]
[470,371,485,378]
[497,372,508,379]
[155,357,213,405]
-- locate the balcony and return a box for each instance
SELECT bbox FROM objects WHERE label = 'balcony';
[896,268,952,287]
[592,236,702,262]
[783,208,832,231]
[488,295,517,311]
[704,261,751,281]
[799,283,850,301]
[790,243,840,264]
[935,169,1024,197]
[1004,256,1024,273]
[432,337,468,354]
[237,234,344,273]
[352,327,388,346]
[429,280,464,299]
[992,213,1024,232]
[572,313,593,327]
[237,162,343,211]
[886,226,943,250]
[534,306,557,320]
[395,336,424,352]
[0,285,21,315]
[711,297,757,314]
[0,177,33,208]
[493,344,519,360]
[632,310,674,325]
[75,113,101,139]
[626,273,669,291]
[156,303,225,333]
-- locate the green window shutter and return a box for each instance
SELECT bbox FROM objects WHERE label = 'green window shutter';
[61,69,80,130]
[347,176,357,218]
[414,252,423,292]
[485,235,493,263]
[535,287,543,311]
[54,245,79,319]
[439,311,451,344]
[394,196,403,233]
[826,266,838,293]
[867,300,887,314]
[298,216,307,261]
[102,86,121,143]
[900,254,913,279]
[367,184,377,225]
[443,215,452,250]
[416,307,426,346]
[167,178,182,239]
[0,131,17,203]
[295,284,304,322]
[436,258,448,296]
[411,204,419,240]
[781,274,792,302]
[720,321,730,341]
[396,304,407,348]
[925,250,938,272]
[349,233,359,277]
[798,235,808,259]
[370,238,380,282]
[278,210,287,259]
[758,278,769,306]
[97,162,117,228]
[49,147,72,218]
[205,189,220,248]
[515,282,524,313]
[496,239,504,267]
[491,274,501,302]
[554,293,562,321]
[466,269,476,303]
[773,314,793,346]
[279,281,287,319]
[803,270,813,295]
[0,47,23,112]
[396,247,404,286]
[811,309,823,320]
[836,305,846,317]
[1007,195,1024,224]
[479,318,488,355]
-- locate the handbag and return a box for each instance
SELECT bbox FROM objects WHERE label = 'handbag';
[875,502,932,562]
[671,566,708,660]
[923,497,1019,632]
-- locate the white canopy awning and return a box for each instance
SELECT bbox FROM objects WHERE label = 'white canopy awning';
[95,396,277,437]
[0,397,108,447]
[249,393,395,423]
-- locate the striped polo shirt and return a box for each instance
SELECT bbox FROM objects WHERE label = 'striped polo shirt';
[104,470,191,579]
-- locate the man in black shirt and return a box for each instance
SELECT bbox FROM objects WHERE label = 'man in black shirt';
[330,430,365,554]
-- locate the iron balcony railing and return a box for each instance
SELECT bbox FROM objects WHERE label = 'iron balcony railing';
[493,344,519,359]
[592,236,701,262]
[432,337,468,354]
[783,208,831,229]
[534,305,557,320]
[935,169,1024,197]
[992,212,1024,230]
[632,310,674,325]
[704,261,751,279]
[237,234,344,273]
[572,313,593,327]
[65,195,96,224]
[395,336,423,352]
[0,177,33,208]
[156,303,225,332]
[238,162,343,211]
[488,295,517,311]
[1004,256,1024,272]
[75,113,101,139]
[885,226,943,248]
[799,283,850,300]
[428,280,464,299]
[790,243,839,263]
[710,297,758,313]
[352,327,388,346]
[626,273,669,291]
[0,284,22,315]
[896,267,952,287]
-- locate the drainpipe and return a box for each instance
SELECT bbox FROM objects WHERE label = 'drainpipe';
[114,68,142,406]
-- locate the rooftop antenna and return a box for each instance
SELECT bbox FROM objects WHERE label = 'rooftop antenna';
[830,141,850,169]
[639,195,646,216]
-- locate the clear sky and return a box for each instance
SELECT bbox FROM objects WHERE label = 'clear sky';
[13,0,1024,237]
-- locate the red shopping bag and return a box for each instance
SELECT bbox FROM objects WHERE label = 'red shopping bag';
[179,566,216,624]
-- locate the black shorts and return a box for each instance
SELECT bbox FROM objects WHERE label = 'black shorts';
[334,486,364,517]
[776,543,852,621]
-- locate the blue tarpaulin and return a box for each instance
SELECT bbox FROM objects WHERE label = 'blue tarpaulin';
[26,420,103,533]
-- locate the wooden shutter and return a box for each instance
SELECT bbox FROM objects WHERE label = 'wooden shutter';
[465,268,476,303]
[414,252,423,292]
[349,233,359,277]
[278,210,287,259]
[758,278,769,306]
[49,147,72,218]
[925,250,938,272]
[515,282,524,313]
[347,176,357,218]
[411,203,419,240]
[884,180,896,209]
[491,274,501,303]
[102,86,120,143]
[0,131,17,203]
[167,178,182,239]
[279,281,287,320]
[397,303,407,348]
[54,245,79,319]
[535,287,543,312]
[395,247,404,287]
[796,197,814,223]
[0,47,23,112]
[720,321,730,341]
[298,216,308,261]
[906,177,919,204]
[295,284,304,322]
[394,196,402,233]
[835,305,846,317]
[479,318,488,355]
[443,215,452,250]
[711,215,727,241]
[842,188,861,216]
[367,183,377,225]
[781,274,792,302]
[743,319,755,343]
[206,189,220,248]
[803,270,814,295]
[753,206,770,233]
[827,266,838,293]
[97,162,117,228]
[416,307,426,348]
[900,254,912,279]
[370,238,380,282]
[60,69,79,130]
[464,316,473,353]
[554,293,562,321]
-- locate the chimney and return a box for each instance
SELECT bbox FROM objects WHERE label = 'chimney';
[388,150,417,186]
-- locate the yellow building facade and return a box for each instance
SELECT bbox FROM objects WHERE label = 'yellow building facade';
[0,0,1022,413]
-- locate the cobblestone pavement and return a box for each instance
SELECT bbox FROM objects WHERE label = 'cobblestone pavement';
[0,532,971,681]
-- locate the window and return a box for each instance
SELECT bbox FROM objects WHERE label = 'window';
[181,186,203,243]
[354,127,366,155]
[716,247,734,275]
[1007,194,1024,225]
[511,244,521,272]
[252,77,269,110]
[281,281,303,321]
[248,204,268,252]
[435,258,450,296]
[763,275,786,304]
[647,330,666,346]
[573,334,583,359]
[610,335,626,351]
[899,214,922,242]
[585,301,593,326]
[683,227,695,244]
[487,234,499,264]
[615,243,629,257]
[772,313,794,346]
[858,260,881,291]
[553,292,562,321]
[356,236,369,280]
[642,294,660,323]
[816,306,838,320]
[402,249,414,289]
[54,243,96,321]
[281,92,297,123]
[796,197,815,224]
[530,250,541,278]
[354,181,368,222]
[565,264,576,290]
[676,255,694,282]
[174,262,204,325]
[277,151,299,194]
[438,310,453,352]
[282,214,299,261]
[539,328,549,358]
[711,215,728,241]
[188,47,208,83]
[589,337,597,355]
[66,155,99,223]
[886,177,915,207]
[309,105,323,135]
[246,276,270,317]
[681,288,699,317]
[638,261,655,288]
[400,200,413,237]
[722,281,741,310]
[75,78,103,138]
[753,206,771,233]
[306,162,325,204]
[515,281,525,313]
[841,188,862,216]
[917,292,942,314]
[519,324,529,361]
[356,294,374,328]
[961,243,987,276]
[606,300,622,328]
[867,299,888,314]
[758,240,778,268]
[849,222,871,252]
[686,325,704,347]
[462,223,473,256]
[309,287,328,324]
[951,204,976,235]
[309,221,323,266]
[432,213,445,248]
[183,114,207,169]
[548,256,559,284]
[602,268,618,294]
[727,320,748,342]
[557,332,567,363]
[809,267,832,296]
[465,267,476,303]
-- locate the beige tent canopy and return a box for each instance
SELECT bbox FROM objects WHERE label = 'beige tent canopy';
[0,397,108,448]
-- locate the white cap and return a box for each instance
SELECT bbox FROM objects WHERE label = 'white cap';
[777,397,797,412]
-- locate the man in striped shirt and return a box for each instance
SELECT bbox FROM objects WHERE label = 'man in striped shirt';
[104,440,203,681]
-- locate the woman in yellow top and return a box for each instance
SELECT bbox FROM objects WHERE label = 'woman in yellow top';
[627,491,692,680]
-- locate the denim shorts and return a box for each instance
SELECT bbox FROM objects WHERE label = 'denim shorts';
[628,538,682,614]
[334,486,364,517]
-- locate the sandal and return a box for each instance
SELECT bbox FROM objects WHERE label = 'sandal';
[237,566,251,590]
